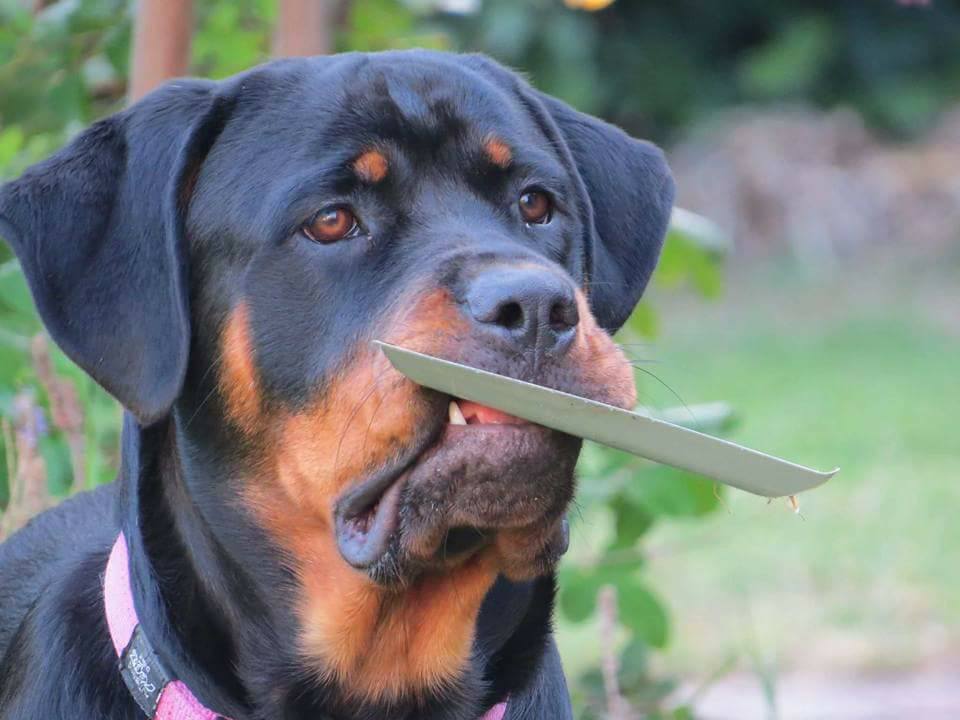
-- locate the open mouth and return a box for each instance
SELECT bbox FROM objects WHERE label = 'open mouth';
[446,399,527,427]
[333,398,537,571]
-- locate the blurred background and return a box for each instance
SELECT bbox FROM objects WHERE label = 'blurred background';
[0,0,958,718]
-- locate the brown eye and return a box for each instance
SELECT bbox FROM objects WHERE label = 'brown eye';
[302,207,360,243]
[519,190,551,224]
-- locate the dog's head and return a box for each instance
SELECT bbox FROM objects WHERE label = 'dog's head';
[0,51,673,702]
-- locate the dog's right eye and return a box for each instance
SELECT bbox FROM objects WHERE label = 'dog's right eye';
[302,207,361,244]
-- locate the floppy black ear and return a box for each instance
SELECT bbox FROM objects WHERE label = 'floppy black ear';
[536,93,675,333]
[0,79,230,425]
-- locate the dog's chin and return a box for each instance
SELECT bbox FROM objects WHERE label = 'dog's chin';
[334,402,581,587]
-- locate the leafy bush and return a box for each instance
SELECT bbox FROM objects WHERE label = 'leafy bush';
[437,0,960,141]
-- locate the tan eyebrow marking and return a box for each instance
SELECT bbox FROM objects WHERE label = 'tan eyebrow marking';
[483,136,512,168]
[353,150,389,183]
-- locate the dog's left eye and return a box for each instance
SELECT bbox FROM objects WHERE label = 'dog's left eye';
[302,207,362,244]
[519,190,552,225]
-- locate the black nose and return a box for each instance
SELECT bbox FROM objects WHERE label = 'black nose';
[466,265,579,354]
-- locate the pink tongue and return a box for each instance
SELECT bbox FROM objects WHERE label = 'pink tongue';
[458,400,524,425]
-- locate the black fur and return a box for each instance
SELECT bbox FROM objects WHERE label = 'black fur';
[0,51,674,719]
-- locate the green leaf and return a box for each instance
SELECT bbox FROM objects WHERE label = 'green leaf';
[577,442,635,480]
[0,337,28,386]
[47,71,87,126]
[610,495,654,550]
[558,567,598,622]
[0,126,25,168]
[192,1,270,79]
[39,434,72,497]
[625,465,722,518]
[625,300,658,339]
[0,260,37,316]
[618,637,650,689]
[558,559,643,623]
[655,211,727,299]
[739,15,835,99]
[618,579,669,649]
[654,402,739,434]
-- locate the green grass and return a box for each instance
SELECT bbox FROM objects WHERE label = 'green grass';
[631,259,960,680]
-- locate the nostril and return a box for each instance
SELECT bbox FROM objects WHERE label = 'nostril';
[465,266,578,353]
[494,301,525,331]
[549,299,579,333]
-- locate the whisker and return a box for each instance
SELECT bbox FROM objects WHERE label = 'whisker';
[627,359,663,368]
[183,348,226,430]
[332,324,467,474]
[631,365,699,429]
[332,362,395,476]
[569,497,586,525]
[358,378,405,458]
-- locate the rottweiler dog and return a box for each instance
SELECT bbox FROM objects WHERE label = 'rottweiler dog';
[0,51,674,719]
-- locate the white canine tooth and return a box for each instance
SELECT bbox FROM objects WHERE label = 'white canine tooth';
[448,401,467,425]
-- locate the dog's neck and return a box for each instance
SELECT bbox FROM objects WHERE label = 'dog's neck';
[118,415,254,717]
[115,413,531,719]
[120,413,345,717]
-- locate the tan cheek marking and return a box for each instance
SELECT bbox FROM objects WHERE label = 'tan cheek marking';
[354,150,389,183]
[270,288,471,516]
[569,290,637,409]
[271,353,418,523]
[219,302,261,434]
[483,136,512,168]
[243,288,492,701]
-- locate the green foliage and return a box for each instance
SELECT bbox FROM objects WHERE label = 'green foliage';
[738,16,835,100]
[193,0,275,78]
[344,0,448,51]
[0,258,121,503]
[438,0,960,141]
[656,211,727,299]
[0,0,127,132]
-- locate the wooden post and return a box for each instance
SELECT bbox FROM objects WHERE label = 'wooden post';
[273,0,337,58]
[128,0,194,103]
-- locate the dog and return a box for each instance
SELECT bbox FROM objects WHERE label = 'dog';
[0,51,674,719]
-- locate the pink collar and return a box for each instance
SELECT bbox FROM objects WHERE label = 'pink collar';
[104,533,508,720]
[104,533,229,719]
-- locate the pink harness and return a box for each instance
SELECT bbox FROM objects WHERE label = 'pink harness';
[104,534,507,720]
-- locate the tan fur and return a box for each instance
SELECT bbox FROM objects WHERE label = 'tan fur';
[568,290,637,409]
[219,302,261,434]
[483,136,512,168]
[354,150,389,183]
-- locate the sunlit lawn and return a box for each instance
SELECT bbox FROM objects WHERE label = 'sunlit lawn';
[645,254,960,680]
[558,251,960,694]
